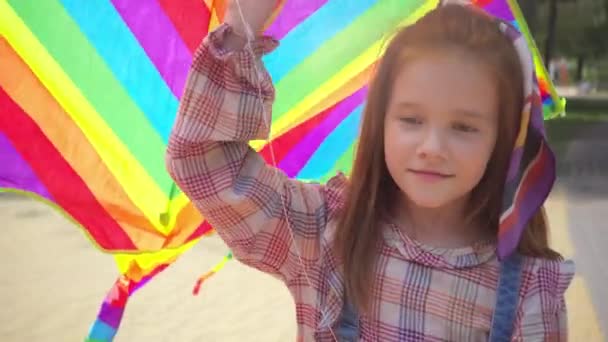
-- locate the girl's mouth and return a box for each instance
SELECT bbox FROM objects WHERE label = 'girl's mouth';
[408,169,454,181]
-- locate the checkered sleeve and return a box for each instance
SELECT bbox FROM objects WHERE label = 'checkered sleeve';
[166,24,348,282]
[512,258,575,341]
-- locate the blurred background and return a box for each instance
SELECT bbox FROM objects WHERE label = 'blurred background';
[519,1,608,340]
[520,0,608,96]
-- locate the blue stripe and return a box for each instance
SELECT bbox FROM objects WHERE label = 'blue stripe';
[297,105,363,179]
[88,320,116,340]
[263,0,377,82]
[60,0,178,141]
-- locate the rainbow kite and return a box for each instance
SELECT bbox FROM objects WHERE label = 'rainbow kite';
[0,0,563,340]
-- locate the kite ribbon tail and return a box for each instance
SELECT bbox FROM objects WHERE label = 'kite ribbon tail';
[192,251,233,295]
[85,274,130,342]
[85,263,170,342]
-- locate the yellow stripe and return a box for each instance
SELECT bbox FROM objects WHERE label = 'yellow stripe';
[251,1,438,151]
[0,3,171,234]
[546,188,574,256]
[546,188,604,340]
[209,7,221,30]
[566,276,605,341]
[167,192,192,226]
[209,253,232,272]
[114,238,199,278]
[515,107,530,148]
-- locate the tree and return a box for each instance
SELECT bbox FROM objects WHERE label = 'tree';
[521,0,608,81]
[519,0,540,34]
[556,0,605,79]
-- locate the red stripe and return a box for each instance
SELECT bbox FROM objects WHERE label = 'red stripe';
[259,103,338,164]
[185,221,215,243]
[499,144,549,234]
[158,0,211,54]
[0,89,137,250]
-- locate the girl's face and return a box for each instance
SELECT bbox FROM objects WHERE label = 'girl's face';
[384,52,500,210]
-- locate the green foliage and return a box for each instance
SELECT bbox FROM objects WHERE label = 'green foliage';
[523,0,608,59]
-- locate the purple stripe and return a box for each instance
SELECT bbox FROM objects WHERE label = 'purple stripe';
[98,302,124,329]
[498,146,555,258]
[111,0,191,97]
[132,270,160,293]
[265,0,328,39]
[530,94,547,135]
[506,146,523,181]
[0,133,52,200]
[481,0,515,21]
[278,87,366,177]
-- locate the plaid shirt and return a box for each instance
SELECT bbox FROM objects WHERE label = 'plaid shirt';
[166,24,575,341]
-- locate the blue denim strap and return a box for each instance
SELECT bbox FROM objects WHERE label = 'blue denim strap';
[489,253,524,342]
[335,298,359,342]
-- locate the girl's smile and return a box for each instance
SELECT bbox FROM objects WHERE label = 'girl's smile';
[407,168,454,182]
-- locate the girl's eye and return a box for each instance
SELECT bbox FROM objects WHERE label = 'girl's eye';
[453,123,478,133]
[400,116,421,125]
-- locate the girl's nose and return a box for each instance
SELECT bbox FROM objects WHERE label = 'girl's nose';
[416,128,445,159]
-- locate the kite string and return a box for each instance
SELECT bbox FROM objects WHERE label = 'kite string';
[233,1,339,340]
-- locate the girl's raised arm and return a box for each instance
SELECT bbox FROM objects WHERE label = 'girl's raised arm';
[165,19,347,283]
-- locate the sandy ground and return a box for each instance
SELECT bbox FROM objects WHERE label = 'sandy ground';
[0,194,296,341]
[0,177,606,341]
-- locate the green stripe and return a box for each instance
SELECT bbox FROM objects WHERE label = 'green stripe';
[507,0,564,117]
[9,0,174,196]
[273,0,426,122]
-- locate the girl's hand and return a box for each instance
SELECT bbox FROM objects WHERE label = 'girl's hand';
[224,0,278,38]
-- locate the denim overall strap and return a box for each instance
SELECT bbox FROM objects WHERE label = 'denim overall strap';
[335,298,359,342]
[489,253,524,342]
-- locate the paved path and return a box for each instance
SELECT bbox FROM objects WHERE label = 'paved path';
[548,177,607,341]
[546,118,608,340]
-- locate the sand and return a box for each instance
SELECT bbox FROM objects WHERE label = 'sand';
[0,194,296,341]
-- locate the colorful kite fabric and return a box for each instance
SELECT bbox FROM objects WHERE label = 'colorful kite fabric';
[0,0,563,340]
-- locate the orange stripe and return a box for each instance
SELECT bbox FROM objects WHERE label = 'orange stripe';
[0,38,167,251]
[514,96,532,148]
[164,201,206,248]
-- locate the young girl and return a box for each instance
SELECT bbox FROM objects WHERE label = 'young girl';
[166,1,575,340]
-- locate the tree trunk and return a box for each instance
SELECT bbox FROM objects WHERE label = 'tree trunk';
[576,56,585,82]
[520,0,539,35]
[544,0,559,68]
